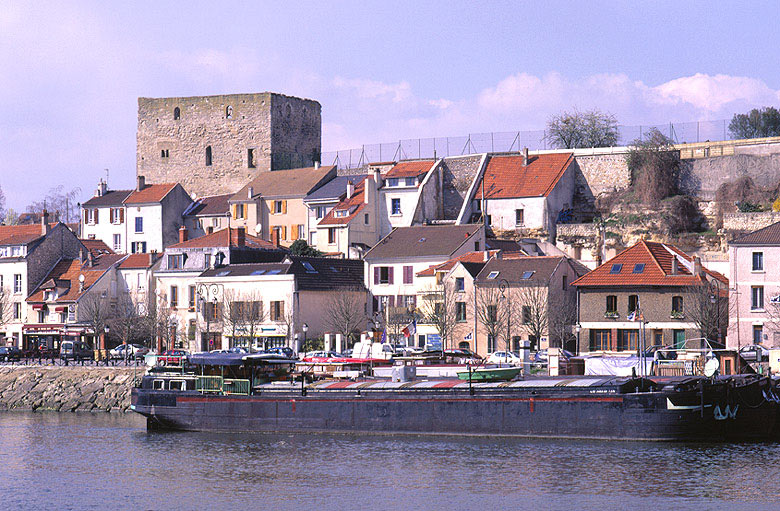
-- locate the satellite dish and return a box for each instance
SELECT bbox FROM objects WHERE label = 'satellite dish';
[254,224,262,234]
[78,274,85,283]
[704,357,720,377]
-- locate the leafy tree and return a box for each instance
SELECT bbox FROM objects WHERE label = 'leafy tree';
[289,239,323,257]
[546,109,619,149]
[627,128,680,205]
[728,107,780,139]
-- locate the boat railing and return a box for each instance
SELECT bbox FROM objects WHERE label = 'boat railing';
[195,375,250,395]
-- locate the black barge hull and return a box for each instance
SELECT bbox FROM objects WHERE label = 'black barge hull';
[131,375,778,441]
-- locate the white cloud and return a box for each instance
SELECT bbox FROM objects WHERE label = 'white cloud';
[652,73,780,111]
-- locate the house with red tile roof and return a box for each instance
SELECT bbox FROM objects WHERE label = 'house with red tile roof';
[183,193,232,238]
[379,160,439,234]
[0,215,84,349]
[572,240,728,354]
[80,176,193,254]
[458,151,576,240]
[727,221,780,349]
[25,251,125,351]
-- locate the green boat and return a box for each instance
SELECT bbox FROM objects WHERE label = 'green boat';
[456,366,522,382]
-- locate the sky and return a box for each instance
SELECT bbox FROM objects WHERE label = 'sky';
[1,0,780,212]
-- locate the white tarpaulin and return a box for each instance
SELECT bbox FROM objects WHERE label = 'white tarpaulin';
[584,356,654,376]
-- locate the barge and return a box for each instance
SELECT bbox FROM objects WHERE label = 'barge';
[130,353,779,441]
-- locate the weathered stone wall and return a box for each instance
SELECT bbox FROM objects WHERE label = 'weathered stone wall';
[440,155,483,220]
[0,367,136,412]
[573,154,631,197]
[722,212,780,238]
[26,223,84,296]
[680,153,780,200]
[137,93,321,199]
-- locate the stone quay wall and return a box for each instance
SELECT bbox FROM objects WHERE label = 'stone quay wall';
[0,366,138,413]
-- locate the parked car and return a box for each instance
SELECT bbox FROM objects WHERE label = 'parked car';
[0,346,22,362]
[301,351,341,362]
[61,341,94,361]
[158,349,188,365]
[267,346,294,358]
[486,351,522,365]
[533,348,574,365]
[110,344,150,359]
[444,349,483,364]
[739,344,770,362]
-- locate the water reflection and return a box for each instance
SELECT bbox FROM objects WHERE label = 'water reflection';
[0,412,777,511]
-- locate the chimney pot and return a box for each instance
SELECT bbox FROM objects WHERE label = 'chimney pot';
[671,258,679,275]
[523,147,529,166]
[693,255,703,276]
[346,180,354,199]
[178,225,188,243]
[314,161,320,169]
[248,186,254,199]
[137,175,146,192]
[41,209,50,236]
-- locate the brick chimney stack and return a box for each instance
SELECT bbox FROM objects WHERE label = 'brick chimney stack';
[523,147,529,166]
[41,209,50,236]
[178,225,188,244]
[693,255,703,276]
[137,175,146,192]
[236,227,246,247]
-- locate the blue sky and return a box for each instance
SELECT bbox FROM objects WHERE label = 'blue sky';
[1,0,779,211]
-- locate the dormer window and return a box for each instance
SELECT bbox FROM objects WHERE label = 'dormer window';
[404,177,416,186]
[335,209,349,218]
[387,178,399,187]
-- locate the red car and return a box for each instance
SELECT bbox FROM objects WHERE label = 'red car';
[158,349,188,365]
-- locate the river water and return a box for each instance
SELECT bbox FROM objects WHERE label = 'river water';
[0,411,778,511]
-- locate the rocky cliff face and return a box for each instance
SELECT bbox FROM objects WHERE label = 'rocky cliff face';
[0,367,137,412]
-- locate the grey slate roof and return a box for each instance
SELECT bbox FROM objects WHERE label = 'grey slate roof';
[305,175,369,202]
[364,224,483,260]
[185,194,232,217]
[475,256,565,284]
[82,190,133,207]
[199,256,365,291]
[730,221,780,245]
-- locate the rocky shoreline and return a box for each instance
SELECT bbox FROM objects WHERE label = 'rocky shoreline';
[0,366,138,413]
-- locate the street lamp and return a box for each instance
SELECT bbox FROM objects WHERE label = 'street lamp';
[103,325,110,366]
[302,323,309,353]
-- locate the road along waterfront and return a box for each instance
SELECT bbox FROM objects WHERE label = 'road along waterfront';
[0,411,779,511]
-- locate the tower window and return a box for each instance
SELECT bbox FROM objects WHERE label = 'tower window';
[226,106,233,119]
[248,148,255,168]
[205,146,212,166]
[173,107,180,120]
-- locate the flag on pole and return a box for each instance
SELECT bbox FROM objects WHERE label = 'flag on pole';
[402,319,417,338]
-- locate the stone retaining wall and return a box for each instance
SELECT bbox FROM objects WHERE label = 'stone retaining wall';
[0,366,137,413]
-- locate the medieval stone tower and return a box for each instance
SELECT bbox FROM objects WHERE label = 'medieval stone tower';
[136,92,321,198]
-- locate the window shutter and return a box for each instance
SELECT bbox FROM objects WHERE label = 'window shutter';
[94,209,98,223]
[397,295,404,308]
[291,224,299,240]
[374,267,380,285]
[282,200,287,214]
[231,204,237,218]
[270,200,276,214]
[83,210,89,223]
[411,295,417,308]
[388,295,395,307]
[119,208,124,224]
[388,267,394,284]
[282,226,287,240]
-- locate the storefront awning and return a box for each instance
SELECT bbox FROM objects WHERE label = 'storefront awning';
[31,304,44,311]
[54,306,66,312]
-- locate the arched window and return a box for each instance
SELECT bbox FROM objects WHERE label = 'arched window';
[226,106,233,119]
[205,146,212,166]
[173,107,180,120]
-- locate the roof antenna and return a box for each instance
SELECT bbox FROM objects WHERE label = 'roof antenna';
[105,168,109,186]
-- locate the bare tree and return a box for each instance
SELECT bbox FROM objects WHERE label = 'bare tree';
[78,292,112,349]
[323,287,366,348]
[517,281,549,351]
[0,287,14,338]
[548,296,577,351]
[684,280,728,348]
[474,284,506,353]
[418,279,459,351]
[280,303,296,351]
[111,292,145,348]
[26,185,82,224]
[546,109,619,149]
[243,291,266,349]
[221,289,245,345]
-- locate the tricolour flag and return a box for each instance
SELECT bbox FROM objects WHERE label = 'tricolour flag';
[402,320,417,338]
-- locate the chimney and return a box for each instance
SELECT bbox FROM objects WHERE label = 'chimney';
[137,175,146,192]
[178,225,188,244]
[41,209,50,236]
[236,227,246,247]
[346,180,354,199]
[247,186,254,199]
[271,228,280,248]
[693,255,703,276]
[314,161,320,170]
[671,258,679,275]
[373,168,382,188]
[96,179,107,197]
[87,250,94,268]
[523,147,529,166]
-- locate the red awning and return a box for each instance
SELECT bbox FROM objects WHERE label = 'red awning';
[32,304,44,311]
[54,306,66,312]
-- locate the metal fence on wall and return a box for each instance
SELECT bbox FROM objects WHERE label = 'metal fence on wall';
[321,119,731,170]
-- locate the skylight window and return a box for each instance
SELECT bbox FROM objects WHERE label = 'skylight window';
[250,270,266,276]
[216,270,230,277]
[302,261,317,273]
[487,271,499,279]
[610,264,623,274]
[521,271,534,280]
[418,237,426,243]
[266,269,281,275]
[633,263,645,274]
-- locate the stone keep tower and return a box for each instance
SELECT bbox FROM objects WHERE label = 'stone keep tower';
[136,92,321,198]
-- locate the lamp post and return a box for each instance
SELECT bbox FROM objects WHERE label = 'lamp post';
[499,279,509,363]
[302,323,309,354]
[103,325,110,366]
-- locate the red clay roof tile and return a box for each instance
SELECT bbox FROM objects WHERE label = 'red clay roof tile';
[474,153,573,199]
